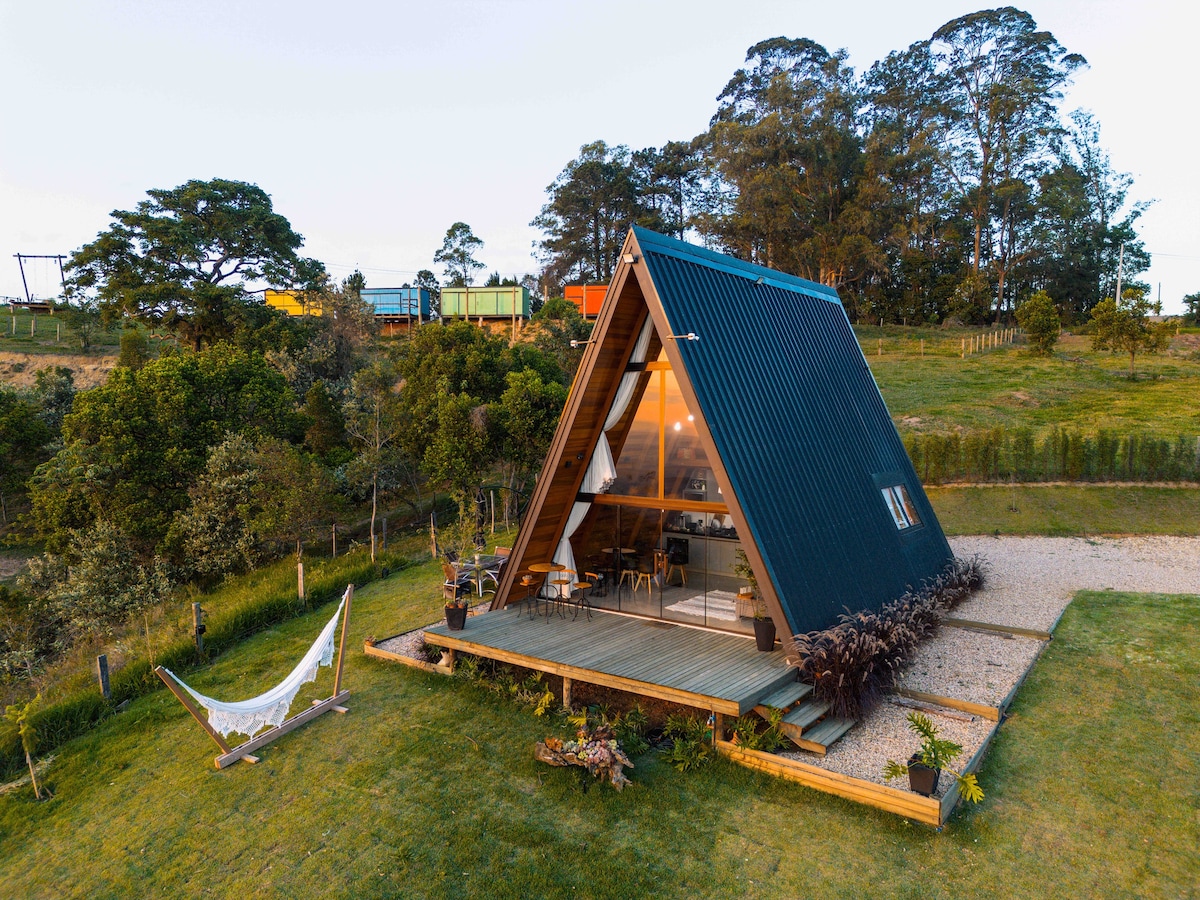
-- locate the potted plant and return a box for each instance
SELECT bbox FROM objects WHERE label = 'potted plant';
[733,548,776,651]
[883,712,984,802]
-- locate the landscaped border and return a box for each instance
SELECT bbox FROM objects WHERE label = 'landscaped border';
[717,716,999,828]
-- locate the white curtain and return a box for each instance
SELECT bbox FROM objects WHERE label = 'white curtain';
[579,317,655,493]
[164,593,347,738]
[552,317,656,592]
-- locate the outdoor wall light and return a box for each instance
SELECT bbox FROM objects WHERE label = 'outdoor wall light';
[569,339,594,348]
[754,276,765,285]
[622,253,640,264]
[666,332,700,342]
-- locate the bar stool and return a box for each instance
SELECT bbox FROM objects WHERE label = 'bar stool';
[519,574,538,619]
[572,573,596,621]
[550,569,575,618]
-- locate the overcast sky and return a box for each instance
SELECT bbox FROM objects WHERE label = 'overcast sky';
[1,0,1196,312]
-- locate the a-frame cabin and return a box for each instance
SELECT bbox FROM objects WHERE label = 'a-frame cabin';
[492,226,953,640]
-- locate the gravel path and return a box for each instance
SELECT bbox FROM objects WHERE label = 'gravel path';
[793,535,1200,795]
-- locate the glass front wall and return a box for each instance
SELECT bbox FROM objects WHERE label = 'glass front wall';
[558,359,759,634]
[569,503,752,635]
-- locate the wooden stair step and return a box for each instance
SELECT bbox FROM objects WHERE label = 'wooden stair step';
[800,716,856,749]
[782,699,830,731]
[754,681,813,712]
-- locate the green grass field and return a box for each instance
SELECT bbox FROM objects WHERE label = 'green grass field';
[2,558,1196,898]
[928,485,1200,535]
[0,309,124,355]
[866,333,1200,436]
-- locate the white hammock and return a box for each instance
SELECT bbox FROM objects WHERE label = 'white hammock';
[162,595,346,739]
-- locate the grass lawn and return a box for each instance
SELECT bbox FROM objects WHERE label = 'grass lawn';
[0,309,124,355]
[2,556,1196,897]
[865,333,1200,435]
[928,485,1200,536]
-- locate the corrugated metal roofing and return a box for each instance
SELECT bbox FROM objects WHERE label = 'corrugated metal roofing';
[633,226,953,635]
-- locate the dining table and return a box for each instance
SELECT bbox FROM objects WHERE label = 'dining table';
[455,554,508,596]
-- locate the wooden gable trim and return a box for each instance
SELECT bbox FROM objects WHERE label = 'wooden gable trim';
[494,244,649,608]
[628,232,795,643]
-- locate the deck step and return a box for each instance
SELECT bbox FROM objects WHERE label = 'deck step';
[782,699,829,731]
[799,716,856,750]
[755,681,813,711]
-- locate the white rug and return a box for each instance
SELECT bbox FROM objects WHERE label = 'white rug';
[664,590,740,622]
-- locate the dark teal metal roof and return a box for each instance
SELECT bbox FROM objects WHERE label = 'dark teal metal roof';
[633,226,953,635]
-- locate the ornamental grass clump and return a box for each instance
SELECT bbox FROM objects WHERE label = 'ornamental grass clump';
[785,556,987,719]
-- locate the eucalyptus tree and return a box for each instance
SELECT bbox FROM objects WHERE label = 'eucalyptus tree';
[65,178,325,350]
[433,222,485,287]
[532,140,648,285]
[927,8,1086,319]
[703,37,880,288]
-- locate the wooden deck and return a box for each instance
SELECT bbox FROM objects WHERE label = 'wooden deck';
[423,607,796,716]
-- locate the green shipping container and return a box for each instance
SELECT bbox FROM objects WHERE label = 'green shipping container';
[440,285,530,319]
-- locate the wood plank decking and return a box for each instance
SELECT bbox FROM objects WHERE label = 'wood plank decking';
[423,607,795,715]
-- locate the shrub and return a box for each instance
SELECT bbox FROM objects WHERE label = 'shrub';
[660,713,713,772]
[785,556,987,719]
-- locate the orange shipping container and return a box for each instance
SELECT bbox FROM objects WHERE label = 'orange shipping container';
[564,284,607,318]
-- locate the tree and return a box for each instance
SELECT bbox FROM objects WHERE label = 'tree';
[928,9,1086,319]
[3,694,44,800]
[433,222,485,287]
[0,390,52,525]
[301,381,348,462]
[28,344,299,557]
[1089,288,1172,376]
[116,328,150,369]
[532,141,650,285]
[1015,290,1060,354]
[168,433,261,582]
[491,368,568,513]
[413,269,441,317]
[529,297,593,378]
[703,38,881,288]
[343,361,407,561]
[423,390,489,502]
[65,178,325,350]
[1183,292,1200,325]
[248,439,341,561]
[57,293,106,351]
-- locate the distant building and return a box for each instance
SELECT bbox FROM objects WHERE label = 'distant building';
[264,289,322,317]
[361,287,431,335]
[564,284,607,319]
[440,285,530,320]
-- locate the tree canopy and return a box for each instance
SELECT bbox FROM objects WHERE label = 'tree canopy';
[65,178,325,350]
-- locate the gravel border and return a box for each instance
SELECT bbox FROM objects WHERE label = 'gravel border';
[789,536,1200,794]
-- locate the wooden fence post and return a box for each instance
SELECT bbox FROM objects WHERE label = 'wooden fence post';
[192,603,205,658]
[877,338,882,357]
[297,562,305,601]
[961,338,965,359]
[96,654,111,699]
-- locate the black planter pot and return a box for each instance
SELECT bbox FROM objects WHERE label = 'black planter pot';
[445,604,468,631]
[753,617,777,651]
[907,756,940,796]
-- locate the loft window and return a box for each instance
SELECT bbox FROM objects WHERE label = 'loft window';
[882,484,921,530]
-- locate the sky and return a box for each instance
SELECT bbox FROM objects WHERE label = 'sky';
[1,0,1196,312]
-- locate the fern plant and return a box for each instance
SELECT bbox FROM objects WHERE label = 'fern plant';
[883,712,984,803]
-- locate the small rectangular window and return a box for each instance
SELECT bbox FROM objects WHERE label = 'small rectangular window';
[882,484,921,530]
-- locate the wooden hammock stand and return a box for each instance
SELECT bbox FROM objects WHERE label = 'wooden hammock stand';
[155,585,353,769]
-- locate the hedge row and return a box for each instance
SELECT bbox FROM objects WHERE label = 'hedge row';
[904,427,1200,484]
[1,551,412,781]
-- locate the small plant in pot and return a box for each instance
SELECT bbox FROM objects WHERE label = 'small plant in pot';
[733,548,776,651]
[883,712,984,802]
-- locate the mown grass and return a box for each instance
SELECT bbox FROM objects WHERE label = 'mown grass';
[0,309,124,354]
[866,333,1200,435]
[1,558,1196,898]
[928,485,1200,536]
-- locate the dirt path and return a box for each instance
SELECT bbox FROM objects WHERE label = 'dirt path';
[0,350,117,389]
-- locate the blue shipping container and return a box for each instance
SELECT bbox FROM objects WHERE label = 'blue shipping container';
[361,287,431,318]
